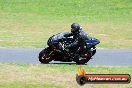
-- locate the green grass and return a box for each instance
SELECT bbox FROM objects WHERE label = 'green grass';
[0,82,63,88]
[0,0,132,48]
[0,63,132,88]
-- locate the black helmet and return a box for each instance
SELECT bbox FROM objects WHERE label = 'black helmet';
[71,23,81,33]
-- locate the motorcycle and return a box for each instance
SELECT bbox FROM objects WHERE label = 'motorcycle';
[38,35,100,64]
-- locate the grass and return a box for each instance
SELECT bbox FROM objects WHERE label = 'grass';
[0,63,132,88]
[0,0,131,48]
[0,1,131,88]
[0,82,63,88]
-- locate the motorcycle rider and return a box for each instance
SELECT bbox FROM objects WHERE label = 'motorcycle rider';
[48,23,90,53]
[66,23,90,51]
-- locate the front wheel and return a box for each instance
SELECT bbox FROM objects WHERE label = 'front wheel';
[39,48,53,64]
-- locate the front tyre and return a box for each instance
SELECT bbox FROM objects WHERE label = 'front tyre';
[39,48,53,64]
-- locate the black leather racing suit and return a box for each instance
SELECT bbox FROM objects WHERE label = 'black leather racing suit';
[67,30,90,50]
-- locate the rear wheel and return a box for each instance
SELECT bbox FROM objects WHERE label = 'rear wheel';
[39,48,53,64]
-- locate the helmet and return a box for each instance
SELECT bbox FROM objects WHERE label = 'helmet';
[71,23,81,33]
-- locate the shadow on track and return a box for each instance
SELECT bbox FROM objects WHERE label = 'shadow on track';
[40,62,87,65]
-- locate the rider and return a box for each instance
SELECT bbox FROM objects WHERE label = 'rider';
[66,23,90,50]
[48,23,90,52]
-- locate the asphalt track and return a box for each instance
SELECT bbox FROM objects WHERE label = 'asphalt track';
[0,48,132,66]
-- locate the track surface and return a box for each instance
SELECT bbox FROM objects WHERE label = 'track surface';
[0,48,132,66]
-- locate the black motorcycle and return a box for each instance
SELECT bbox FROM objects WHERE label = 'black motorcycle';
[39,36,100,64]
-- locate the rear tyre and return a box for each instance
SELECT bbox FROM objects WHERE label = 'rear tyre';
[39,48,53,64]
